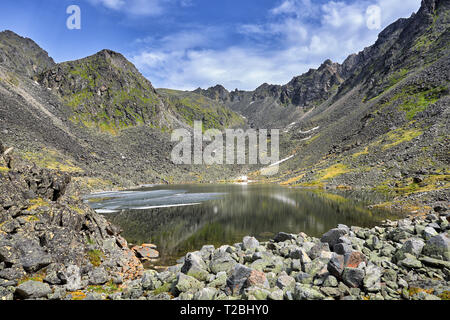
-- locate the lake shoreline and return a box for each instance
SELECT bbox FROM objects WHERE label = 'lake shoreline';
[1,152,448,300]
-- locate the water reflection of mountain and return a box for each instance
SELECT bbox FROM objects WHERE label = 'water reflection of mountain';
[98,185,401,266]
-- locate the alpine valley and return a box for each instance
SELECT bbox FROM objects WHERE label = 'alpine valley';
[0,0,448,301]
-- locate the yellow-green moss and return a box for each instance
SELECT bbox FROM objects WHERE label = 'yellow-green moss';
[87,249,105,267]
[21,148,84,173]
[382,128,423,150]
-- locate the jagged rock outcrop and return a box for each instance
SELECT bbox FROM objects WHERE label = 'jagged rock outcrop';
[0,148,144,299]
[0,30,55,78]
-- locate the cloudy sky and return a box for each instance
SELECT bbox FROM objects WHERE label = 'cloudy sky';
[0,0,421,90]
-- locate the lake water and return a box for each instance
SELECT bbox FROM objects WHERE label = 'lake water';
[85,184,401,267]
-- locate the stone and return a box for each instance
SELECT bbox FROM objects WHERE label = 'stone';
[321,228,348,250]
[363,264,382,292]
[132,246,159,260]
[0,267,25,281]
[247,269,269,289]
[268,289,284,300]
[88,267,108,285]
[295,272,312,284]
[423,227,438,240]
[273,232,296,242]
[289,248,311,264]
[344,251,367,268]
[422,234,450,261]
[308,242,330,260]
[419,256,450,269]
[193,287,217,300]
[294,284,326,300]
[399,253,423,269]
[15,280,51,299]
[181,251,209,281]
[304,258,327,278]
[323,275,338,287]
[226,264,253,296]
[15,239,52,273]
[207,271,227,288]
[342,267,365,288]
[242,236,259,251]
[175,273,204,293]
[64,265,82,292]
[320,287,341,298]
[209,252,237,275]
[401,238,425,256]
[334,243,353,255]
[275,274,295,291]
[245,287,271,300]
[328,254,345,279]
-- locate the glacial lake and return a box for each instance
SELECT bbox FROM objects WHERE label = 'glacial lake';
[85,184,402,268]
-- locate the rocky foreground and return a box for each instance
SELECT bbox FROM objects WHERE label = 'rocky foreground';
[0,144,449,300]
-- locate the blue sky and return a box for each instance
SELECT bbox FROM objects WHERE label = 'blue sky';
[0,0,421,90]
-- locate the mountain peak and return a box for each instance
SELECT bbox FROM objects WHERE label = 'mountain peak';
[0,29,55,77]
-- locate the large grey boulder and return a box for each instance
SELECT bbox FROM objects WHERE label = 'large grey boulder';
[64,265,82,292]
[342,267,365,288]
[321,228,348,250]
[175,273,204,293]
[209,251,237,275]
[422,233,450,261]
[363,264,381,292]
[88,267,109,285]
[242,236,259,251]
[181,251,210,281]
[15,280,51,299]
[226,264,252,296]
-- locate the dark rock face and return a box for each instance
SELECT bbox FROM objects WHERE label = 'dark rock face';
[0,30,55,78]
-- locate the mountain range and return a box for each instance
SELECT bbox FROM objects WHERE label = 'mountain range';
[0,0,448,210]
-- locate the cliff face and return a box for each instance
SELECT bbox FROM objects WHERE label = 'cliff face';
[0,30,55,78]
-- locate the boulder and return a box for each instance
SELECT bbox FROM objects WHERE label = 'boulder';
[422,233,450,261]
[275,273,295,291]
[342,267,365,288]
[273,232,296,242]
[328,254,345,279]
[64,265,82,292]
[247,269,269,289]
[181,251,209,281]
[423,227,438,240]
[363,264,381,292]
[88,267,109,285]
[226,264,252,296]
[242,236,259,251]
[321,228,348,250]
[294,283,326,300]
[175,273,204,293]
[209,251,237,275]
[15,280,51,299]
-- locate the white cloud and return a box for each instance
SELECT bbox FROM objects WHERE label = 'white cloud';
[130,0,422,91]
[87,0,177,16]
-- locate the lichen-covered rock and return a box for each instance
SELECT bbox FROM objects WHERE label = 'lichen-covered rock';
[15,280,51,299]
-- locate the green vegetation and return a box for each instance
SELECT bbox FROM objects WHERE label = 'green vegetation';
[21,148,84,173]
[398,86,448,120]
[158,89,244,131]
[382,128,423,150]
[87,249,105,267]
[300,164,350,188]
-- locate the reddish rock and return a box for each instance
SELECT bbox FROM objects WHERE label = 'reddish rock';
[344,251,367,268]
[132,245,159,261]
[247,270,269,288]
[141,243,157,249]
